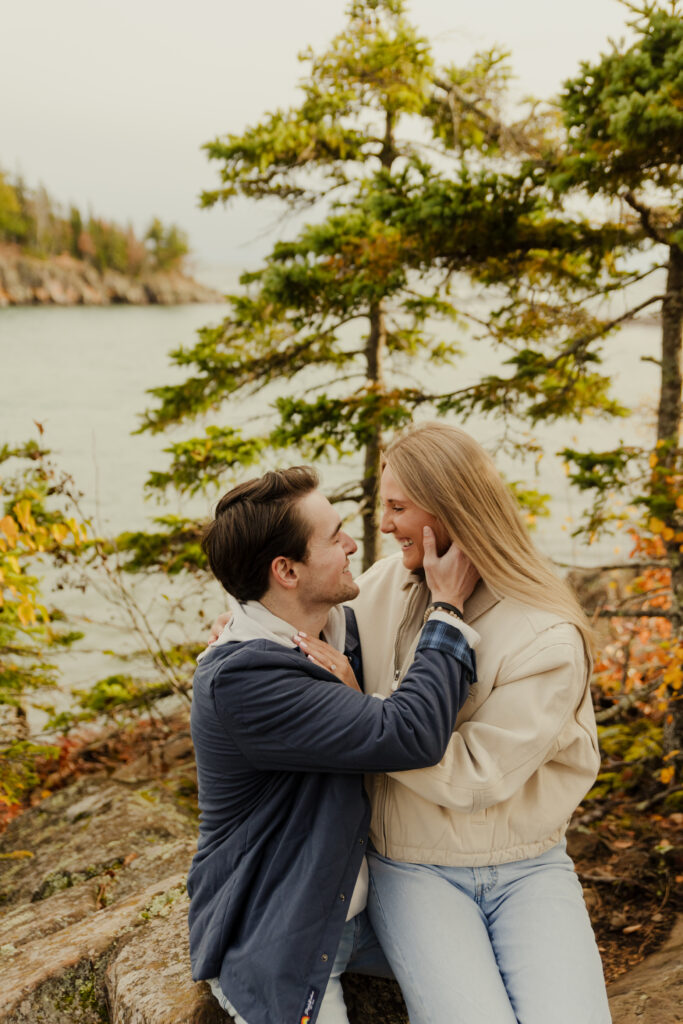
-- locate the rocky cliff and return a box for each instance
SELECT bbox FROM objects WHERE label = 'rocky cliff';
[0,246,223,307]
[0,715,680,1023]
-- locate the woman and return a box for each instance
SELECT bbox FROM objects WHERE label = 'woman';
[302,422,611,1024]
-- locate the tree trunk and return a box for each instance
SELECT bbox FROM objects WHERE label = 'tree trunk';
[657,243,683,453]
[361,301,387,571]
[658,243,683,753]
[359,107,397,570]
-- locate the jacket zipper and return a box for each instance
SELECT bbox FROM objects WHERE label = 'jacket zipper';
[381,582,423,851]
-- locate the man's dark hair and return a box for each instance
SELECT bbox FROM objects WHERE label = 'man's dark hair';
[201,466,319,602]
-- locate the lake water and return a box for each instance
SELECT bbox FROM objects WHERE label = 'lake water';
[0,299,662,695]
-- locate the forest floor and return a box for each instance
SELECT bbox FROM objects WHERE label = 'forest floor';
[567,802,682,983]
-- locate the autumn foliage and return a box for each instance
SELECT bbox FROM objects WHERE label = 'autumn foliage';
[589,530,682,806]
[0,441,85,808]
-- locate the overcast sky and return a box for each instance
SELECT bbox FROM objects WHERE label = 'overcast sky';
[2,0,634,269]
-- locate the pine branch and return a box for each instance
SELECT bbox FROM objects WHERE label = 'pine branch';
[545,293,666,367]
[623,191,671,245]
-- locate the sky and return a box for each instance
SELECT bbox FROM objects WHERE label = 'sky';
[2,0,636,270]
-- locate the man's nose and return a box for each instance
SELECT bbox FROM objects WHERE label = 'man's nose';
[341,531,357,555]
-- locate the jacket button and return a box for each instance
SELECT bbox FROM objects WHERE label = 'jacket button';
[359,838,365,845]
[321,953,329,962]
[339,893,346,901]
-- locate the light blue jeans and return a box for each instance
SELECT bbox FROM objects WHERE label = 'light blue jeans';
[209,909,392,1024]
[316,908,395,1024]
[368,840,612,1024]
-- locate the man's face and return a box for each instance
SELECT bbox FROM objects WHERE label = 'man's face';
[294,490,359,607]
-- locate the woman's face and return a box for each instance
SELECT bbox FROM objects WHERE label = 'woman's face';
[379,464,450,571]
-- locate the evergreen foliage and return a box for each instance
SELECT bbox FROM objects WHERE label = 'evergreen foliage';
[141,0,630,567]
[551,2,682,643]
[0,171,188,276]
[541,0,683,756]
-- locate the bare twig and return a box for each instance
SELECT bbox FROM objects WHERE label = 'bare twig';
[594,676,666,722]
[597,609,674,619]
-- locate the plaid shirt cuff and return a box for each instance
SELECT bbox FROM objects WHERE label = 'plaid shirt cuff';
[417,618,477,684]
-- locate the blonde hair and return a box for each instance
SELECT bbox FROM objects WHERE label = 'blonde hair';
[383,422,594,651]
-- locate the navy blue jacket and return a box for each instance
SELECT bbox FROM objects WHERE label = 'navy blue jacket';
[187,609,475,1024]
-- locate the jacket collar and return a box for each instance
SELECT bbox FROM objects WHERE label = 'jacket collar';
[342,606,361,661]
[401,571,500,625]
[198,600,347,661]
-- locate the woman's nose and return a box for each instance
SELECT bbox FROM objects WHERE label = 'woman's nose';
[380,509,394,533]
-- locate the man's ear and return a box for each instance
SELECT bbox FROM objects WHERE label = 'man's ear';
[269,555,300,592]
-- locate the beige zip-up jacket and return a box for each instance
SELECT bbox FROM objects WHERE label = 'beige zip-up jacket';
[349,554,600,867]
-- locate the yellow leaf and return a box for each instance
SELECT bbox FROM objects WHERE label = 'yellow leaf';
[0,850,35,860]
[33,528,49,550]
[676,495,683,511]
[649,517,665,535]
[660,765,675,785]
[50,523,69,544]
[662,527,675,541]
[649,452,658,469]
[36,603,50,623]
[65,518,84,545]
[0,515,19,546]
[13,500,34,533]
[17,601,36,627]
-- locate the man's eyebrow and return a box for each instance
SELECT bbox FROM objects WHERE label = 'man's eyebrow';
[329,520,343,539]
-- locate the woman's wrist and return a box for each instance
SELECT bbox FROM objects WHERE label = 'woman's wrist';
[424,600,464,625]
[430,593,467,611]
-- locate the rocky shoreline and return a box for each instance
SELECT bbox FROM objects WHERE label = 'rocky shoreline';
[0,246,223,307]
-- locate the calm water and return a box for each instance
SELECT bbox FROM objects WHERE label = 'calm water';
[0,301,662,692]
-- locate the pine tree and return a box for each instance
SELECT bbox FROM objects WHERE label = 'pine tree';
[547,0,683,749]
[140,0,625,567]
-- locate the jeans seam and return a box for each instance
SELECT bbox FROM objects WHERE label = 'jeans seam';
[368,868,435,1024]
[353,912,361,954]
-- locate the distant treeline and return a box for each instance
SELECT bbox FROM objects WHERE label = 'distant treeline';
[0,170,188,275]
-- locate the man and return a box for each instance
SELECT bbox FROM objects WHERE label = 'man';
[187,466,478,1024]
